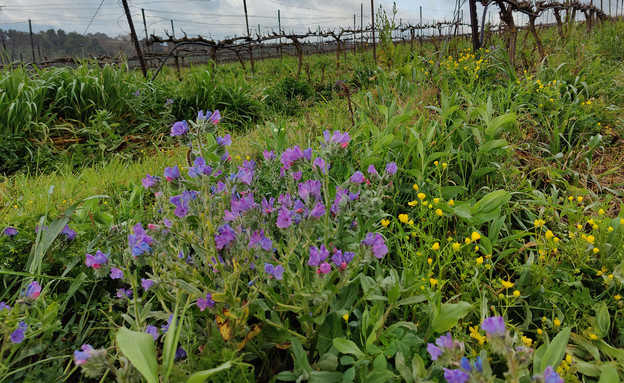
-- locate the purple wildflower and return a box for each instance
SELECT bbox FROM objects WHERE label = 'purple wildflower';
[542,366,564,383]
[116,288,132,299]
[170,120,189,136]
[280,146,306,169]
[187,157,212,178]
[132,90,140,96]
[481,316,506,336]
[24,281,41,299]
[74,344,96,365]
[331,249,355,270]
[61,225,76,240]
[231,193,258,215]
[3,227,18,237]
[427,343,443,360]
[141,174,159,189]
[322,130,350,148]
[263,150,276,161]
[161,314,173,333]
[367,164,379,176]
[164,166,181,182]
[169,190,198,218]
[264,263,284,280]
[10,321,27,344]
[350,171,365,184]
[308,245,330,267]
[175,346,187,359]
[214,224,236,250]
[165,98,174,107]
[298,180,322,202]
[385,162,398,174]
[443,369,470,383]
[128,223,154,257]
[309,203,325,219]
[261,197,276,214]
[198,109,220,124]
[276,207,292,229]
[291,171,302,181]
[319,262,331,274]
[362,233,388,259]
[0,302,10,311]
[85,250,109,269]
[197,293,215,311]
[312,157,330,174]
[249,230,272,251]
[110,268,124,280]
[146,325,159,341]
[216,134,232,146]
[141,278,154,291]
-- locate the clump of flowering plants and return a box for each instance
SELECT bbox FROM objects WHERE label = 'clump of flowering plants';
[78,110,397,380]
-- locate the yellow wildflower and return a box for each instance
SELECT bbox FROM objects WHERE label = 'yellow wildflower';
[408,220,414,225]
[476,257,484,265]
[537,328,543,335]
[471,231,481,242]
[501,280,514,289]
[431,242,440,251]
[435,209,443,217]
[381,219,390,227]
[586,235,595,244]
[554,318,561,326]
[568,196,574,202]
[413,184,419,191]
[593,248,600,254]
[448,199,455,206]
[608,226,614,232]
[417,193,426,200]
[465,237,472,244]
[615,294,621,300]
[433,198,440,204]
[565,354,572,364]
[408,200,418,206]
[427,258,433,266]
[599,209,605,215]
[513,290,520,297]
[589,333,598,340]
[577,196,584,203]
[343,314,349,321]
[429,278,438,286]
[545,230,554,239]
[522,336,533,347]
[398,214,409,224]
[452,243,461,252]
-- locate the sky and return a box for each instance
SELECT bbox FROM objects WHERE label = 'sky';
[0,0,472,40]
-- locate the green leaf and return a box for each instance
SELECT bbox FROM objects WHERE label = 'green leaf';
[187,361,232,383]
[372,354,387,370]
[595,303,611,338]
[333,338,365,359]
[598,364,619,383]
[485,112,516,136]
[342,367,356,383]
[470,190,511,216]
[364,369,396,383]
[116,327,159,383]
[537,327,571,374]
[431,302,472,333]
[397,295,426,306]
[395,352,413,383]
[309,371,343,383]
[316,353,339,371]
[276,371,300,381]
[478,139,509,155]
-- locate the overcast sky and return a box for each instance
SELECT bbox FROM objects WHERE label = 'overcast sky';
[0,0,474,39]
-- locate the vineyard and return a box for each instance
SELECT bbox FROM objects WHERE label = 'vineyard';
[1,5,624,383]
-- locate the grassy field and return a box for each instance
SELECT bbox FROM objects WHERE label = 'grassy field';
[1,19,624,383]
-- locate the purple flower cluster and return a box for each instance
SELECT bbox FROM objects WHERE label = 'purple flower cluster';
[23,281,41,300]
[141,278,154,291]
[116,288,132,299]
[198,109,220,124]
[164,166,181,181]
[197,293,216,311]
[280,146,312,170]
[61,225,77,240]
[146,325,159,340]
[312,157,330,174]
[265,263,284,280]
[482,316,506,337]
[74,344,96,365]
[110,268,124,280]
[217,134,232,146]
[85,250,109,269]
[10,321,27,344]
[170,190,198,218]
[248,230,272,251]
[3,227,18,237]
[171,121,189,136]
[128,223,154,257]
[0,302,10,311]
[322,130,351,148]
[141,174,160,189]
[188,157,212,178]
[308,245,331,274]
[362,233,388,259]
[331,249,355,270]
[214,224,236,250]
[427,333,464,361]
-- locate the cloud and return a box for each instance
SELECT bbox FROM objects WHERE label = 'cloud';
[1,0,463,38]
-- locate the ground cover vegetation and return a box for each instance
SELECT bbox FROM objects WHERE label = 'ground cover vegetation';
[1,14,624,383]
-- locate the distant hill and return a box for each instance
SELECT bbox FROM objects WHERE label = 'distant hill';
[0,28,167,62]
